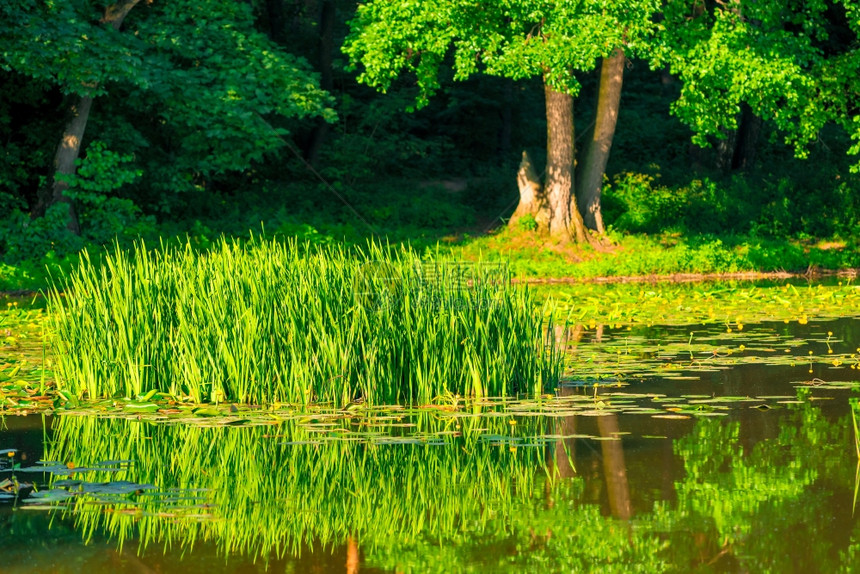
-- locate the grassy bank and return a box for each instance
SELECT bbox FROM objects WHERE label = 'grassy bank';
[443,229,860,279]
[4,227,859,294]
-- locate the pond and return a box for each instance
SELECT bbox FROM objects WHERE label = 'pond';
[1,281,860,572]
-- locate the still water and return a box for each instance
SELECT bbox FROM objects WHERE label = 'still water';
[2,316,859,572]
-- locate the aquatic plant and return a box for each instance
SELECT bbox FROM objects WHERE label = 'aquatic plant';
[47,239,560,404]
[540,281,860,328]
[34,396,857,572]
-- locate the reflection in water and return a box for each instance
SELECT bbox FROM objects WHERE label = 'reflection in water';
[17,411,671,572]
[42,413,555,558]
[597,413,632,521]
[1,392,853,572]
[659,400,857,572]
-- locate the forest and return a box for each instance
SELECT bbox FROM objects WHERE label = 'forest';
[1,0,859,288]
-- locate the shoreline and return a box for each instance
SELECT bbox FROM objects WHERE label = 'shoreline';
[4,268,860,299]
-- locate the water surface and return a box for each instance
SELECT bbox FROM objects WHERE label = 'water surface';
[2,302,859,572]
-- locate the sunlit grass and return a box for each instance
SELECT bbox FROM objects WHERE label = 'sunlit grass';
[47,238,561,405]
[445,229,860,279]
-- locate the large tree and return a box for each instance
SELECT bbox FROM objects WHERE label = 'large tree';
[0,0,334,233]
[344,0,658,243]
[655,0,860,172]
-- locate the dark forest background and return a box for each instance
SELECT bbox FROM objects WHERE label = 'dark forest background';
[1,0,858,286]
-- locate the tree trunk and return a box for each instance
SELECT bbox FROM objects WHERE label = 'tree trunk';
[264,0,288,44]
[714,127,738,172]
[304,0,335,165]
[550,379,579,480]
[576,48,625,234]
[508,78,592,244]
[510,151,547,227]
[731,103,762,171]
[34,0,143,233]
[498,79,513,166]
[41,96,94,234]
[544,80,590,242]
[714,103,761,173]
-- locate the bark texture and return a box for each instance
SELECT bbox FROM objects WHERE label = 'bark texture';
[42,96,94,233]
[731,103,762,171]
[544,82,588,242]
[508,80,591,243]
[510,151,546,227]
[576,48,625,234]
[715,103,762,173]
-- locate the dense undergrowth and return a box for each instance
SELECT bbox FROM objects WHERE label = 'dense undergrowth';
[47,239,560,405]
[2,164,858,292]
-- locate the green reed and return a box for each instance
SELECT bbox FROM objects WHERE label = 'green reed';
[47,239,561,404]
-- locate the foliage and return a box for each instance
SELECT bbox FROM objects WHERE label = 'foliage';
[655,401,856,572]
[0,0,334,225]
[540,281,860,328]
[655,0,860,169]
[0,140,156,266]
[11,372,859,571]
[518,213,539,232]
[345,0,658,104]
[47,238,560,404]
[0,202,155,268]
[603,162,860,238]
[368,480,668,573]
[57,141,141,199]
[0,0,859,289]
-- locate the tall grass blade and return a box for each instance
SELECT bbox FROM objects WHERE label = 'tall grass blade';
[47,239,561,405]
